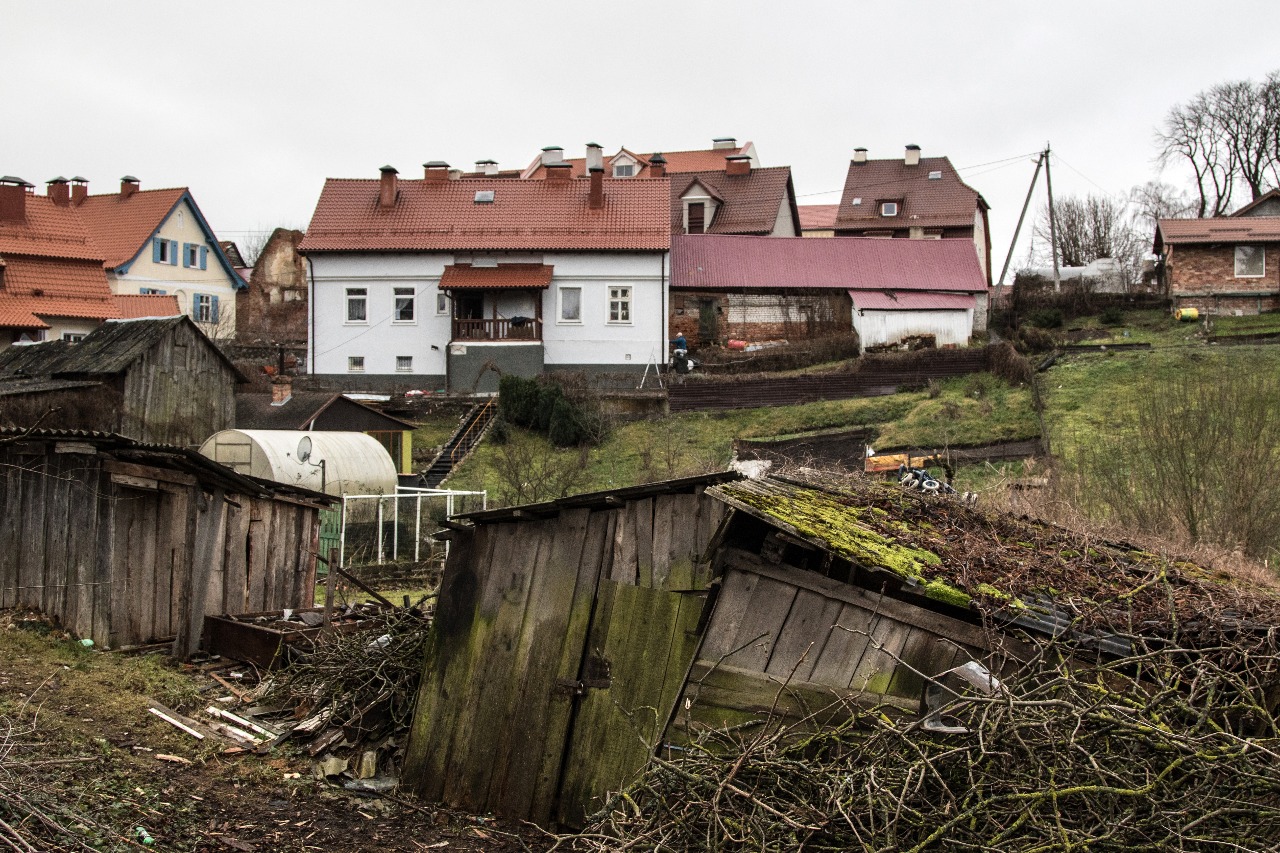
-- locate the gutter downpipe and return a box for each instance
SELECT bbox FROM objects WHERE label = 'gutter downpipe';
[306,254,317,375]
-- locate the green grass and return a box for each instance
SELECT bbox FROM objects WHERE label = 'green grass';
[1210,311,1280,336]
[1071,308,1196,346]
[410,412,470,464]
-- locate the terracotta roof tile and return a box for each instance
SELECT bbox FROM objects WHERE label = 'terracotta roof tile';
[76,188,187,268]
[835,156,987,232]
[0,255,121,328]
[300,177,670,253]
[1156,216,1280,247]
[524,144,751,179]
[440,264,554,289]
[799,204,839,230]
[671,234,987,293]
[0,193,103,261]
[672,167,794,235]
[113,293,181,318]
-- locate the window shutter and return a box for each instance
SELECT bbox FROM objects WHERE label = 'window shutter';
[152,239,162,262]
[199,246,208,270]
[182,243,191,268]
[169,240,178,265]
[211,295,220,323]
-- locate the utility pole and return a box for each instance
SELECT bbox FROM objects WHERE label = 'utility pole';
[1044,143,1062,293]
[995,150,1046,301]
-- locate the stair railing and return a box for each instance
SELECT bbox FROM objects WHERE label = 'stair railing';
[449,399,495,463]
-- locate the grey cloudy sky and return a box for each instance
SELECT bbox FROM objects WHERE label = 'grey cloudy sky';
[6,1,1279,271]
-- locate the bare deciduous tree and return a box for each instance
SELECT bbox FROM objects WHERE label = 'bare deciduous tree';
[1129,180,1196,228]
[1033,193,1146,287]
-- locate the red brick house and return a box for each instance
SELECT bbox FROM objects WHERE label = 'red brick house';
[834,146,992,285]
[1154,217,1280,315]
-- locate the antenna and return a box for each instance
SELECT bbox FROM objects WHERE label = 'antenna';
[297,435,313,463]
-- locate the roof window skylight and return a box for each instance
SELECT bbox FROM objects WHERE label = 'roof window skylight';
[474,190,495,203]
[851,197,863,205]
[928,171,942,180]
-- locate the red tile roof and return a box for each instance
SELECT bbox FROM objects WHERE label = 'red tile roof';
[113,293,181,318]
[0,193,102,261]
[300,177,670,253]
[440,264,554,290]
[850,290,977,310]
[799,204,839,231]
[0,255,122,328]
[672,168,797,235]
[671,234,987,293]
[524,144,752,179]
[835,156,987,232]
[76,188,187,268]
[1155,217,1280,249]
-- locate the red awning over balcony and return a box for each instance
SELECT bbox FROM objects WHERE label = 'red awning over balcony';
[440,263,553,290]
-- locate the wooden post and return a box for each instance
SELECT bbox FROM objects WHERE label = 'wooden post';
[323,547,338,630]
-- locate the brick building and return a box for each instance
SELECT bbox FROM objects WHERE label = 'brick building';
[234,227,308,346]
[1154,217,1280,315]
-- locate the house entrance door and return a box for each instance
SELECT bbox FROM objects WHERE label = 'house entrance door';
[696,298,719,345]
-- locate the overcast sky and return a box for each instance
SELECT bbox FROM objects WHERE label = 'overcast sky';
[6,1,1279,273]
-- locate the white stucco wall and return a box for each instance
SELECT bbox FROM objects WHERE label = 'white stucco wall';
[308,251,668,376]
[973,209,989,283]
[109,198,241,338]
[853,308,974,348]
[771,198,797,237]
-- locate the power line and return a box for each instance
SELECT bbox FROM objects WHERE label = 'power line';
[794,149,1044,201]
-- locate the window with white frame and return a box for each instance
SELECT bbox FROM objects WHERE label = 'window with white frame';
[346,288,367,322]
[608,286,631,323]
[396,356,412,372]
[436,293,449,314]
[348,356,365,372]
[880,201,899,217]
[139,287,167,295]
[559,286,582,322]
[1235,245,1265,277]
[183,243,206,269]
[61,333,85,343]
[613,163,635,177]
[393,287,416,322]
[153,238,176,265]
[193,293,217,323]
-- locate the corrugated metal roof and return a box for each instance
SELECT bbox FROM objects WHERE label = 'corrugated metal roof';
[671,234,987,293]
[1156,216,1280,247]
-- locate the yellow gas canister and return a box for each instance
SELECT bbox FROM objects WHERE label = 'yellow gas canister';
[1175,307,1200,322]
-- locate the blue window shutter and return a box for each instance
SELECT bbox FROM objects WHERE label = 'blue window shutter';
[181,243,190,268]
[199,246,208,270]
[211,294,219,323]
[152,238,162,262]
[169,240,178,265]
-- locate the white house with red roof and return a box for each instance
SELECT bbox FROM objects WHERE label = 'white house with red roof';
[671,235,988,349]
[835,146,992,286]
[300,163,671,392]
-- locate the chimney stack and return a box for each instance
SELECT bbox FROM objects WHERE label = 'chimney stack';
[725,154,751,176]
[0,177,32,222]
[905,144,921,166]
[589,167,604,209]
[423,161,449,183]
[271,376,293,406]
[712,137,737,150]
[120,175,140,198]
[540,146,564,167]
[475,159,499,176]
[47,177,70,206]
[546,161,571,183]
[649,153,667,178]
[379,165,398,207]
[853,147,868,164]
[585,142,604,173]
[70,176,88,206]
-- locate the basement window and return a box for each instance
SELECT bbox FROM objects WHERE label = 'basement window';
[348,356,365,373]
[1235,245,1265,277]
[396,356,412,372]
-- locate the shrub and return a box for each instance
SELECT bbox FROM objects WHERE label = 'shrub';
[1029,308,1064,329]
[498,375,540,428]
[1100,305,1125,326]
[535,382,565,431]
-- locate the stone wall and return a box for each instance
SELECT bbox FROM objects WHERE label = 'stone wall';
[235,228,308,345]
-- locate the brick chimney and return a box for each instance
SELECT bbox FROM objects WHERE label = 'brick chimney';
[540,146,564,167]
[726,155,751,176]
[379,165,398,207]
[853,147,868,164]
[70,176,88,206]
[0,177,32,222]
[423,161,449,183]
[120,175,140,198]
[589,167,604,209]
[271,376,293,406]
[546,161,571,183]
[649,153,667,178]
[475,159,499,176]
[905,144,921,166]
[46,177,70,206]
[585,142,604,173]
[712,137,737,150]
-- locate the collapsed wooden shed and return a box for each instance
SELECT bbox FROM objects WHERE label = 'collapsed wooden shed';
[405,469,1155,829]
[0,430,333,657]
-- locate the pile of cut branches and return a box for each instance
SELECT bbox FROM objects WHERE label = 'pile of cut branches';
[563,625,1280,852]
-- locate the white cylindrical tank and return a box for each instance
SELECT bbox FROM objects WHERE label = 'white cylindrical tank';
[198,430,398,496]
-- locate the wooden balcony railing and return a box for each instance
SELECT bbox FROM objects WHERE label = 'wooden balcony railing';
[452,317,543,342]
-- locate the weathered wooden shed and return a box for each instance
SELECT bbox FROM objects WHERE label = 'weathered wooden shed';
[0,317,242,447]
[403,471,1084,828]
[0,429,333,657]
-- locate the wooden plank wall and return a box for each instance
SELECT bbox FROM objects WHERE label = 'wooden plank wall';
[121,322,236,447]
[404,487,727,826]
[670,549,998,739]
[0,445,319,656]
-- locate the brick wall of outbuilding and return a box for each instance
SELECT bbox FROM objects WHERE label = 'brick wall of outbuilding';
[1168,242,1280,315]
[671,290,852,346]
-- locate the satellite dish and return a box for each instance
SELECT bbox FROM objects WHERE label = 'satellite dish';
[297,435,312,463]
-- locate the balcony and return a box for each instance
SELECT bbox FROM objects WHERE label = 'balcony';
[452,317,543,342]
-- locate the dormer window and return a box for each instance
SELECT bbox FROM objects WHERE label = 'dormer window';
[613,163,635,178]
[880,202,899,217]
[688,202,706,234]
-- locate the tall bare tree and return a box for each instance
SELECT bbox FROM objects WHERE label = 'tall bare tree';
[1129,181,1196,228]
[1033,194,1145,286]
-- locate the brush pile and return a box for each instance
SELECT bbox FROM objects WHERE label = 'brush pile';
[564,610,1280,852]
